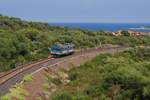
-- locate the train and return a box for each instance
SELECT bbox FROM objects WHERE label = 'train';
[49,43,75,57]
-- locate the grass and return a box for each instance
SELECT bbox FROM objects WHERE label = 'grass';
[23,74,33,82]
[1,84,28,100]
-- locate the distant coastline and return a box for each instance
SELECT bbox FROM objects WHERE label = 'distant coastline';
[49,23,150,33]
[144,26,150,29]
[129,26,150,30]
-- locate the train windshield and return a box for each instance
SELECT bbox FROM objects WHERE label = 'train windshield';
[51,44,63,51]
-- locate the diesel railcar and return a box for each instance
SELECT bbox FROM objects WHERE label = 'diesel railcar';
[49,43,75,56]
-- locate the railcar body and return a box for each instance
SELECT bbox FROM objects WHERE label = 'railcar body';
[49,43,75,56]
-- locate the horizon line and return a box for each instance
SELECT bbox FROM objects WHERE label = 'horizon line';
[1,14,150,24]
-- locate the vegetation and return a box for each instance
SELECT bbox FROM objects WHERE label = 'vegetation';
[1,74,33,100]
[23,74,33,82]
[1,84,28,100]
[0,15,150,72]
[121,31,130,36]
[51,48,150,100]
[2,48,150,100]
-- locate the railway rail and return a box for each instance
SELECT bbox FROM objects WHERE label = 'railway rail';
[0,45,127,96]
[0,58,53,85]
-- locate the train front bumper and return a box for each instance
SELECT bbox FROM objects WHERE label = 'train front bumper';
[51,52,63,55]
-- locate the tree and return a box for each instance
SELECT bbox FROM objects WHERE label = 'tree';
[121,31,130,36]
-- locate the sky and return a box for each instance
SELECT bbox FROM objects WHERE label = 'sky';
[0,0,150,23]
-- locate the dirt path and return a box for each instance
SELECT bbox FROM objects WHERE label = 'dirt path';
[24,46,127,100]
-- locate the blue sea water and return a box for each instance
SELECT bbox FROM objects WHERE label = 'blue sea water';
[49,23,150,32]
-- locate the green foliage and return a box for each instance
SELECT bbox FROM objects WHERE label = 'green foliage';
[51,77,62,85]
[121,31,130,36]
[0,14,150,72]
[1,84,28,100]
[23,74,33,82]
[45,72,62,85]
[51,48,150,100]
[69,71,79,81]
[53,93,72,100]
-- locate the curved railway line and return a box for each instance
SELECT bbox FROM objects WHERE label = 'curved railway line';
[0,58,53,84]
[0,46,128,96]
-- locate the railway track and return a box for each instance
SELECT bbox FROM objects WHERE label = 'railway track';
[0,58,53,85]
[0,58,51,79]
[0,46,127,96]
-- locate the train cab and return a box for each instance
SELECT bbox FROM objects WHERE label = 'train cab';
[49,43,75,57]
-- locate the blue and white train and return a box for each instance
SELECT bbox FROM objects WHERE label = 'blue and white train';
[49,43,75,56]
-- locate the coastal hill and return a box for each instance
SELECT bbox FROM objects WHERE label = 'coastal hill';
[0,15,150,100]
[0,15,150,72]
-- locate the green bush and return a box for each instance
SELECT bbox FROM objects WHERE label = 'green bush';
[51,48,150,100]
[53,93,72,100]
[69,71,79,81]
[1,84,28,100]
[0,14,150,72]
[51,77,62,85]
[23,74,33,82]
[121,31,130,36]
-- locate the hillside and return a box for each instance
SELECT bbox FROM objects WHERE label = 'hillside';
[0,15,150,72]
[49,48,150,100]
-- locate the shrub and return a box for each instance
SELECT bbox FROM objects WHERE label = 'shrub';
[53,93,72,100]
[69,71,79,81]
[50,48,150,100]
[23,74,33,82]
[121,31,130,36]
[1,84,28,100]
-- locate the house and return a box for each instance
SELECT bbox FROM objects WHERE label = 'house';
[112,30,143,37]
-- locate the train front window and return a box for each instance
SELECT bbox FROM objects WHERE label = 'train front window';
[51,46,62,52]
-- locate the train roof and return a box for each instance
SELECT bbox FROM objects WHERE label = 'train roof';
[51,43,74,49]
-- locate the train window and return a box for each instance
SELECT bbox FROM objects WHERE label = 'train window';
[64,46,68,50]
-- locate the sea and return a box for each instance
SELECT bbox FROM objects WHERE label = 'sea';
[49,23,150,33]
